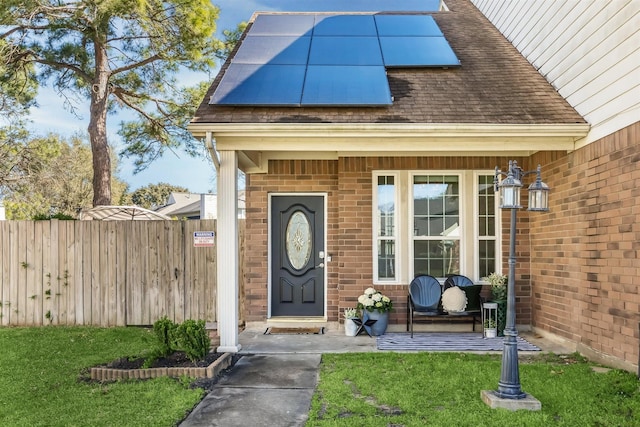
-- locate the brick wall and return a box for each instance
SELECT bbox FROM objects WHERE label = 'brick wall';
[244,161,339,321]
[245,155,544,328]
[530,121,640,370]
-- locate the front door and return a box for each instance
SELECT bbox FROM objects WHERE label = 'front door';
[271,195,325,317]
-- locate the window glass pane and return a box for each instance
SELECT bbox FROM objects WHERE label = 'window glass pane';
[478,239,495,278]
[377,176,395,237]
[378,240,395,279]
[477,175,497,276]
[414,240,460,278]
[477,175,495,237]
[413,175,459,237]
[413,175,460,278]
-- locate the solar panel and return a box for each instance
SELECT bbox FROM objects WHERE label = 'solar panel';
[210,63,305,106]
[313,15,377,36]
[380,36,460,67]
[264,0,441,12]
[374,15,443,36]
[309,36,383,65]
[210,12,461,106]
[248,14,315,36]
[233,36,311,65]
[302,65,392,106]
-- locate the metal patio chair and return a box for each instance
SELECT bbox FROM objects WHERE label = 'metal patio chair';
[407,274,442,338]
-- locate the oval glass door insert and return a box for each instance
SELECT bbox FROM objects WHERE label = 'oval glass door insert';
[286,211,312,270]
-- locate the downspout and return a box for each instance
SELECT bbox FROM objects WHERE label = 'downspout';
[205,131,220,171]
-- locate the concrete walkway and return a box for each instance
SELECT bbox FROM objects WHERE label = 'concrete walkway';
[179,353,319,427]
[179,328,574,426]
[179,330,378,426]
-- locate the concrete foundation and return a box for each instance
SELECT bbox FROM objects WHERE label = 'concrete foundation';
[481,390,541,411]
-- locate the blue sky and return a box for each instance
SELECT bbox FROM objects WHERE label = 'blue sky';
[28,1,257,194]
[27,0,440,194]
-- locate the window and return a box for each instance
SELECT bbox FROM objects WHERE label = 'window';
[373,171,500,284]
[477,174,497,279]
[413,175,460,277]
[374,175,397,281]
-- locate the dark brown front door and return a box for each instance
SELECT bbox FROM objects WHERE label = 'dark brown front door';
[271,195,325,317]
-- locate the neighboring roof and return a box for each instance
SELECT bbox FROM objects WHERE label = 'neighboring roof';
[79,206,171,221]
[156,193,202,217]
[192,0,586,126]
[155,192,247,218]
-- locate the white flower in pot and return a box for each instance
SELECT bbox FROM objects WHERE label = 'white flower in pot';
[343,308,359,336]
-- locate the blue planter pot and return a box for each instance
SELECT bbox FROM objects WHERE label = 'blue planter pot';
[364,309,389,336]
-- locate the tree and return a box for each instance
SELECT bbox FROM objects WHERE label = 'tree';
[0,124,31,196]
[3,133,128,219]
[1,0,220,206]
[127,182,189,210]
[0,38,37,119]
[213,22,248,61]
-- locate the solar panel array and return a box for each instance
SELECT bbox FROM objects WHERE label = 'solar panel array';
[210,14,460,106]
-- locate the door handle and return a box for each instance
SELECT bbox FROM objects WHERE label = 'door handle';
[315,262,325,269]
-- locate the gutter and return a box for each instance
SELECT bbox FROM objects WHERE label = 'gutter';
[205,131,220,171]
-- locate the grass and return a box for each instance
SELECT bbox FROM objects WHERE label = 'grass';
[0,326,204,427]
[308,352,640,427]
[2,327,639,427]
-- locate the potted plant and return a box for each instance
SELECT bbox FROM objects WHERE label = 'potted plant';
[484,317,497,338]
[343,308,359,336]
[484,272,507,301]
[357,287,393,336]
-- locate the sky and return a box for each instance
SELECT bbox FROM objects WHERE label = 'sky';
[28,1,256,195]
[27,0,440,195]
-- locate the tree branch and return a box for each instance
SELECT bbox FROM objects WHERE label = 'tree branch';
[111,53,163,76]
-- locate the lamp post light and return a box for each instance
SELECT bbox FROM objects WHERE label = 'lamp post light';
[492,160,549,401]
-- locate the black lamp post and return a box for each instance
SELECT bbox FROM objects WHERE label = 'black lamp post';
[493,160,549,399]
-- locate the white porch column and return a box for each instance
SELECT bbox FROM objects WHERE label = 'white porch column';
[216,150,241,352]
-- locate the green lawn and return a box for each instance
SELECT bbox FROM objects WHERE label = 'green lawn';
[1,327,638,427]
[0,326,204,427]
[308,352,640,427]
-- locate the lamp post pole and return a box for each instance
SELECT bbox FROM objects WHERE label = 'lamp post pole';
[496,205,526,398]
[492,160,549,400]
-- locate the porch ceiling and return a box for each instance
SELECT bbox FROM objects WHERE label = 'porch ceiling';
[188,122,590,173]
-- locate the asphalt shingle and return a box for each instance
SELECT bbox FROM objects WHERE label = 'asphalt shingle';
[191,0,585,126]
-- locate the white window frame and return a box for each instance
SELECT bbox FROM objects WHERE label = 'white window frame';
[372,172,399,283]
[372,170,499,285]
[473,171,503,279]
[409,171,464,280]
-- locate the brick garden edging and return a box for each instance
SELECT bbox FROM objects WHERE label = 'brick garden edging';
[90,353,232,381]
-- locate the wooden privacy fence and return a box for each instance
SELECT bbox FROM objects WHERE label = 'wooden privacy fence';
[0,219,244,327]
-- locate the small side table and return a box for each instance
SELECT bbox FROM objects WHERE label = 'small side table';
[482,302,498,338]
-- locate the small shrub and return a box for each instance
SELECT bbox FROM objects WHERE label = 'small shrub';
[153,316,177,357]
[174,319,210,363]
[33,213,76,220]
[141,348,163,369]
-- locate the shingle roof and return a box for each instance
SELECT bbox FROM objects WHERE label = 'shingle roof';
[191,0,585,126]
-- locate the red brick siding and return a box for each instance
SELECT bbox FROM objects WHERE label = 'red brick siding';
[244,161,339,322]
[530,121,640,368]
[245,156,548,328]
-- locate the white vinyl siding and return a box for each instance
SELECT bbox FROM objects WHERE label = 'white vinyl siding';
[472,0,640,144]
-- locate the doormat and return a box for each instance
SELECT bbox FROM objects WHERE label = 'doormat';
[377,332,540,351]
[264,327,325,335]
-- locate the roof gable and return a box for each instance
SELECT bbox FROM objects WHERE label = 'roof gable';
[192,0,585,126]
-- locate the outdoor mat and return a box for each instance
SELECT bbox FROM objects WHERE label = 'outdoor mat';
[376,332,540,351]
[264,327,325,335]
